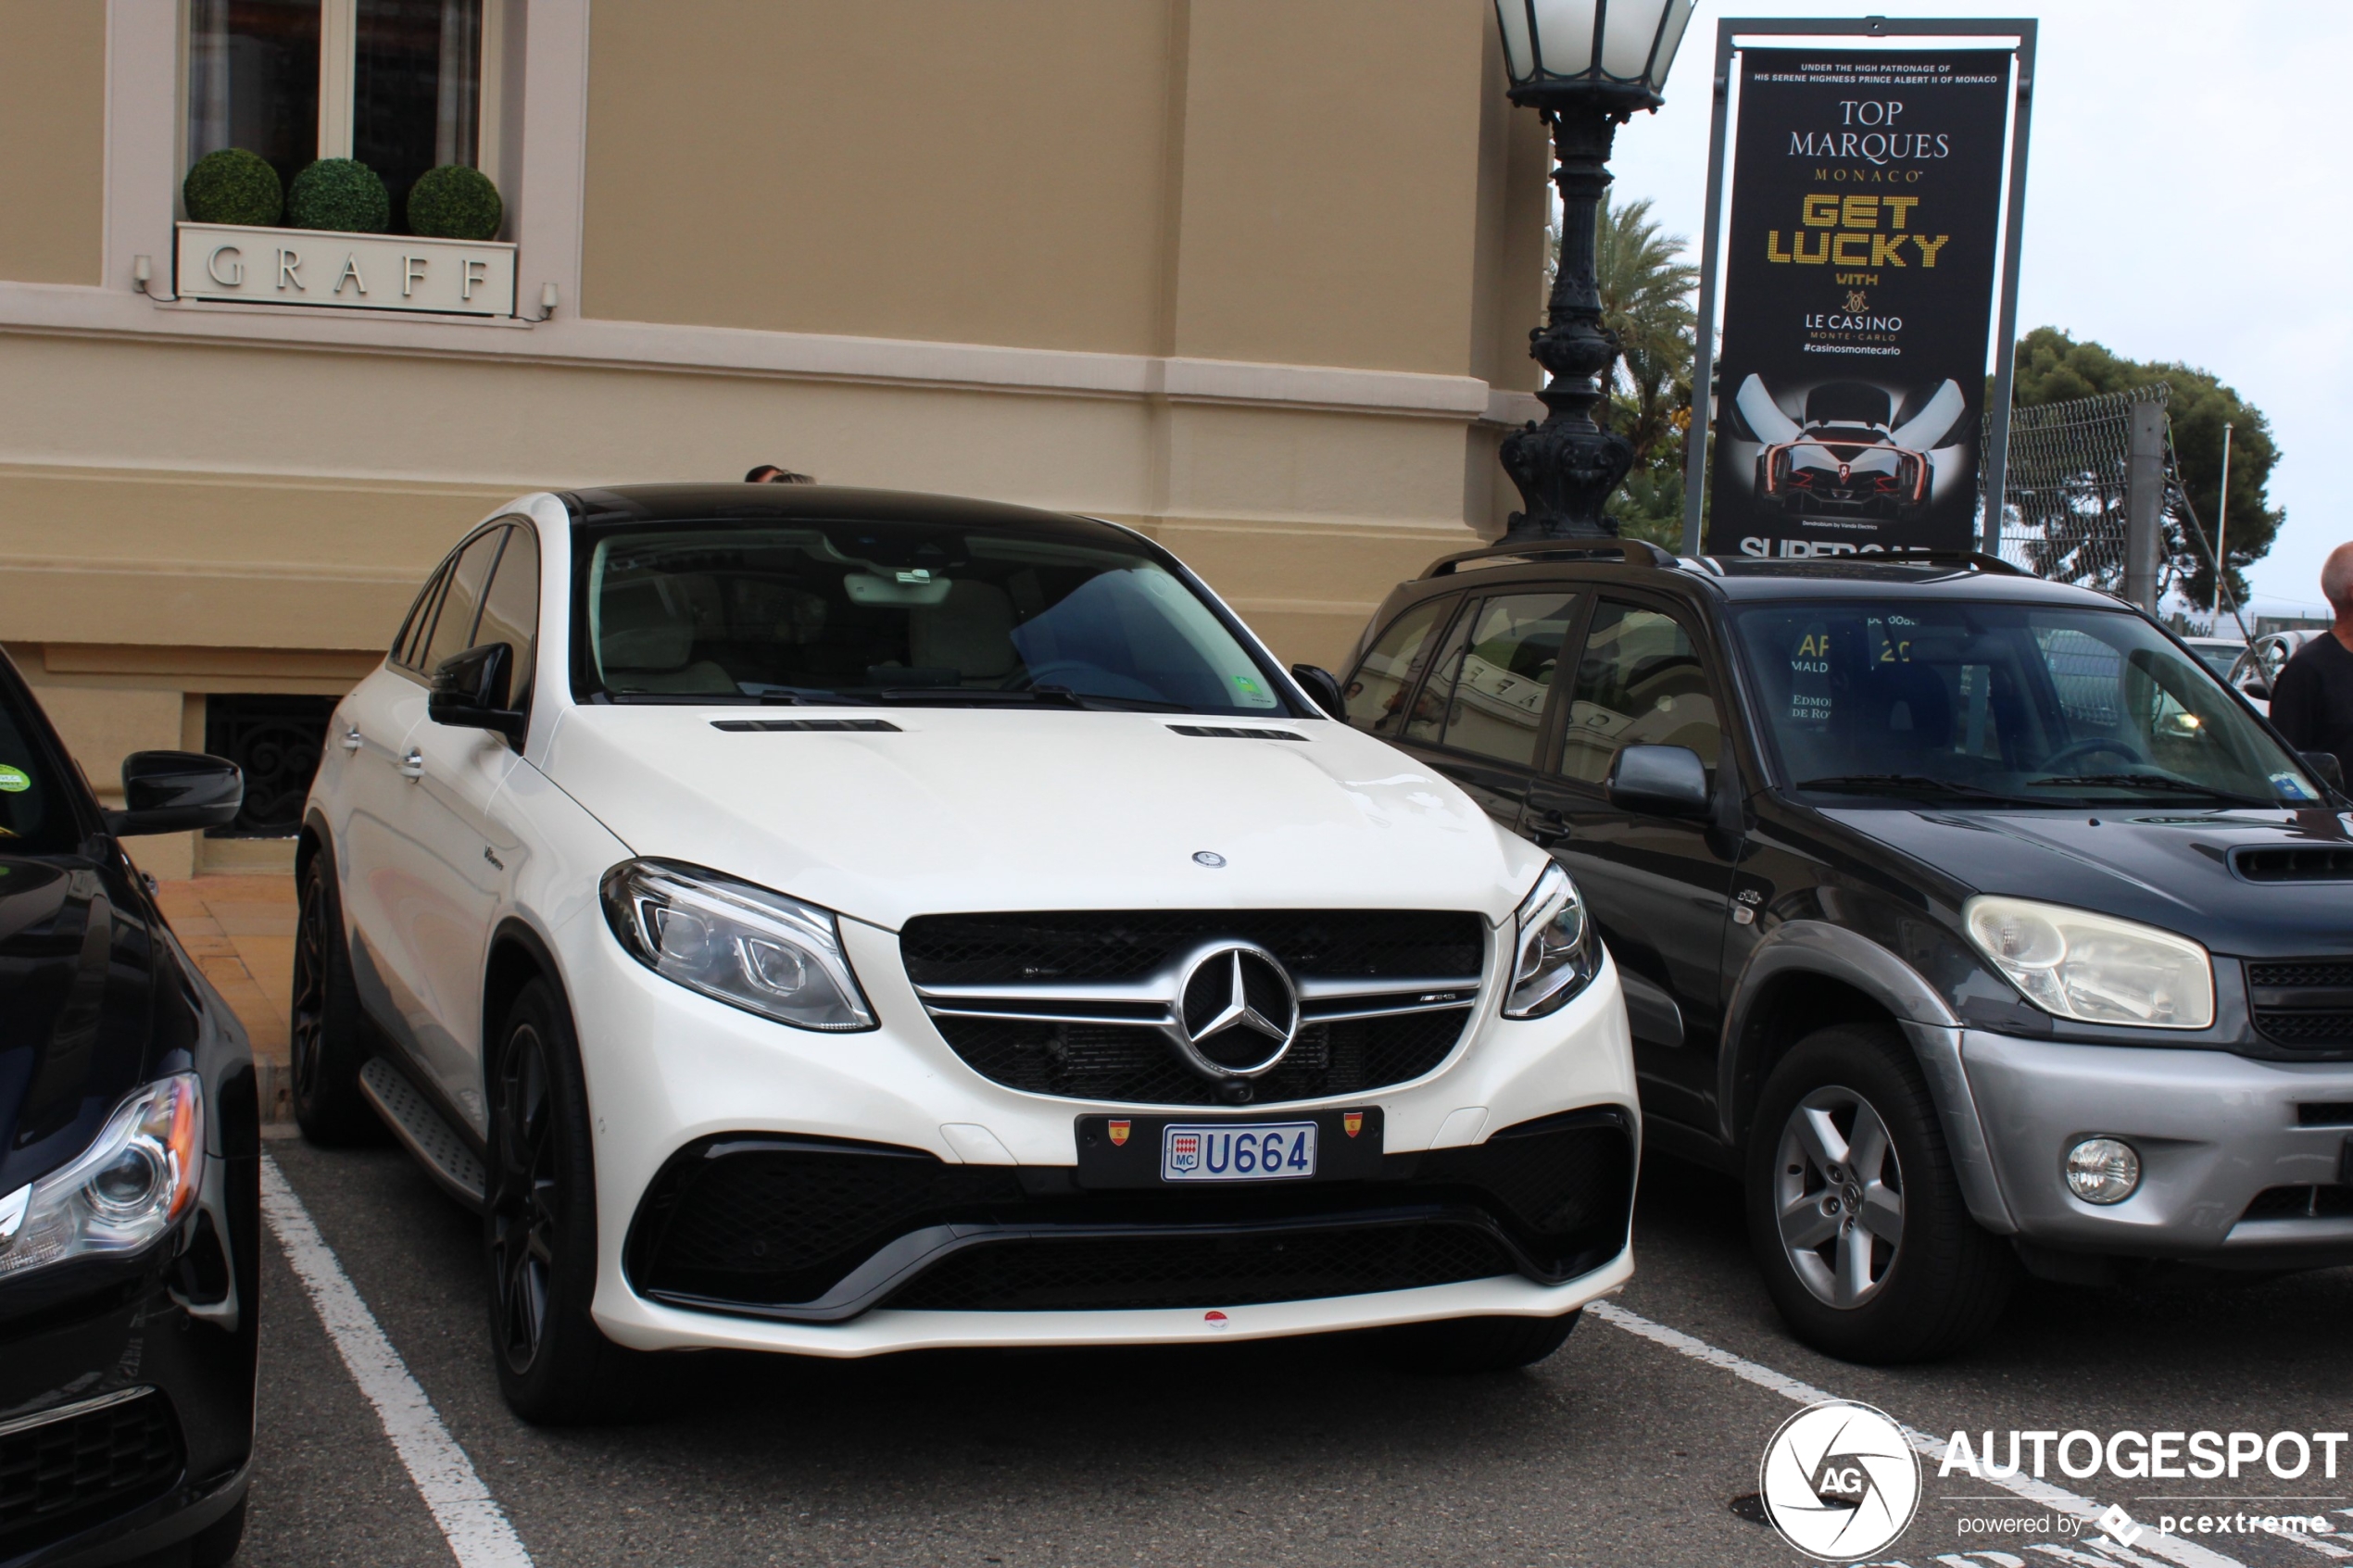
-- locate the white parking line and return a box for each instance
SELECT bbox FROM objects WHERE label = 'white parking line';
[1587,1300,2249,1568]
[259,1155,534,1568]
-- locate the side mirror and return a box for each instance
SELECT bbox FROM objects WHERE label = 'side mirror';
[107,751,243,836]
[1290,664,1347,721]
[428,644,527,745]
[2243,681,2271,702]
[1605,743,1711,819]
[2301,750,2346,794]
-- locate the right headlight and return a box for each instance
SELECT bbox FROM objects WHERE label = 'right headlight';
[601,859,876,1032]
[1963,896,2213,1029]
[0,1073,204,1283]
[1504,862,1599,1019]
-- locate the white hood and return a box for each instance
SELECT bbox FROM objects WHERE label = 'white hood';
[537,707,1541,930]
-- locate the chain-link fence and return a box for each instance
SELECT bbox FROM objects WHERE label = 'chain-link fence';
[1984,385,2162,590]
[1982,384,2250,640]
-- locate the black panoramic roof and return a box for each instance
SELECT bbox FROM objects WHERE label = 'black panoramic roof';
[560,483,1134,546]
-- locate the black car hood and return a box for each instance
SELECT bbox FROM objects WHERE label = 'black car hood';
[1820,806,2353,959]
[0,859,155,1196]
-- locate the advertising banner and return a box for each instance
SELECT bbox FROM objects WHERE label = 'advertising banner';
[1705,50,2012,558]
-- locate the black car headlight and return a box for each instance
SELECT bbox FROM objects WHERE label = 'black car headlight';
[601,859,877,1032]
[0,1073,204,1283]
[1504,863,1599,1020]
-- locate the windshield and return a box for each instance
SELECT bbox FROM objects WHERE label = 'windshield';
[0,674,81,853]
[573,519,1292,715]
[1732,599,2328,809]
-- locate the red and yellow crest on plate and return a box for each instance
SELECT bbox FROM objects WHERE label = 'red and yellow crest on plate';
[1107,1120,1131,1147]
[1342,1111,1364,1138]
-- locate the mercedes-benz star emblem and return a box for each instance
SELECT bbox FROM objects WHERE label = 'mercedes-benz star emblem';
[1164,943,1300,1080]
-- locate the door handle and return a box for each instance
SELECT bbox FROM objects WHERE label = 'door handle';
[342,726,363,752]
[1528,808,1568,842]
[398,749,424,780]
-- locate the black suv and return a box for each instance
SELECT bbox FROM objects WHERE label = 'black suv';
[1324,544,2353,1363]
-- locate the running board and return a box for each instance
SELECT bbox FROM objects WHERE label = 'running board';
[359,1057,486,1212]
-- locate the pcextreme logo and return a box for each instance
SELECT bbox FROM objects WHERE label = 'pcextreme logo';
[1760,1399,1923,1562]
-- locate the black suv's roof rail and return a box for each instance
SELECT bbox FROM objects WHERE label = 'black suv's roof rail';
[1705,548,2027,577]
[1423,538,1680,578]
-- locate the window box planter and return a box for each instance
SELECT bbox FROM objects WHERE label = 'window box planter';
[174,222,517,318]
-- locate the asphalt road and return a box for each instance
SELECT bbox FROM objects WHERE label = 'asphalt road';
[236,1132,2353,1568]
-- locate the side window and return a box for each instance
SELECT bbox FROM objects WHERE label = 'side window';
[1558,600,1722,787]
[472,525,540,707]
[1403,593,1580,766]
[393,564,448,668]
[420,527,507,676]
[1344,596,1456,737]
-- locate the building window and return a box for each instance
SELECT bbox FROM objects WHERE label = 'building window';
[203,695,339,838]
[185,0,493,234]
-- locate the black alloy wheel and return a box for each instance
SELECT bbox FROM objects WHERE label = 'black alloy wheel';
[484,977,647,1424]
[1745,1022,2014,1364]
[490,1019,558,1377]
[290,849,378,1143]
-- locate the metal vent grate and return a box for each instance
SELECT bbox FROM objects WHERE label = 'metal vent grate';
[0,1389,182,1555]
[710,719,902,733]
[1165,725,1309,742]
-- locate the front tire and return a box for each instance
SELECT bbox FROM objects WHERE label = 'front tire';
[1378,1311,1579,1374]
[485,977,643,1424]
[290,848,378,1144]
[1745,1022,2013,1363]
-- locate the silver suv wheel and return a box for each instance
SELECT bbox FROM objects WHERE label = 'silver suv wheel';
[1773,1085,1906,1308]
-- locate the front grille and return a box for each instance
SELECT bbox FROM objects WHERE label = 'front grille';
[882,1218,1515,1311]
[2234,847,2353,883]
[627,1111,1634,1321]
[929,1010,1470,1106]
[2246,958,2353,1056]
[2241,1185,2353,1222]
[904,909,1487,1106]
[0,1391,182,1555]
[902,910,1485,987]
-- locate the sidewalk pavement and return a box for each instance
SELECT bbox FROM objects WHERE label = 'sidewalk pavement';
[156,874,297,1123]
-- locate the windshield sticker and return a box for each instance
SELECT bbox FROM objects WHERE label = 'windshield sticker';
[2271,771,2320,802]
[0,764,29,793]
[1233,674,1276,708]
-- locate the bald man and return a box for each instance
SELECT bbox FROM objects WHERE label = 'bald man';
[2268,540,2353,793]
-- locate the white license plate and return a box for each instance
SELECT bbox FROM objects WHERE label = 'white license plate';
[1160,1122,1317,1183]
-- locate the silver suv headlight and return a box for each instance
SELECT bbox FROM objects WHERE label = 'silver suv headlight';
[601,859,877,1032]
[0,1073,205,1283]
[1504,862,1599,1019]
[1963,896,2214,1029]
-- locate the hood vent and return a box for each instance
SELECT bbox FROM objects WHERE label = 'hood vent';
[1166,725,1307,742]
[711,719,901,734]
[2233,846,2353,883]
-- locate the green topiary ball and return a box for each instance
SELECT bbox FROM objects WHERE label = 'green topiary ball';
[182,148,283,226]
[407,164,503,241]
[285,158,390,234]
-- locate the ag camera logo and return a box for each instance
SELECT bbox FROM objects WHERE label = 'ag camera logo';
[1760,1399,1922,1562]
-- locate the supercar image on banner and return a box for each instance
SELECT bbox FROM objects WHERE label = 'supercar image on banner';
[1705,50,2011,559]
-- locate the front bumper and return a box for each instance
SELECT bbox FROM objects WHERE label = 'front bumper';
[1962,1029,2353,1263]
[563,906,1641,1355]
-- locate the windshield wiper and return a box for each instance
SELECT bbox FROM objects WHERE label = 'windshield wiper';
[1797,773,2034,802]
[738,683,877,706]
[869,685,1196,713]
[2029,772,2270,806]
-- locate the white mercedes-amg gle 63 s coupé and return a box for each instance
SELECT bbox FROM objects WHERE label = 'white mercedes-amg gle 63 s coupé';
[296,483,1637,1422]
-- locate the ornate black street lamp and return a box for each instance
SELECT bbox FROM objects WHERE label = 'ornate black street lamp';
[1492,0,1695,539]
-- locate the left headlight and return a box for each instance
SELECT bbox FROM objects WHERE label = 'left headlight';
[1963,895,2214,1029]
[1504,862,1600,1019]
[601,859,877,1032]
[0,1073,204,1283]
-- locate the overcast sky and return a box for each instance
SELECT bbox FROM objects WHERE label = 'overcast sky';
[1600,0,2348,614]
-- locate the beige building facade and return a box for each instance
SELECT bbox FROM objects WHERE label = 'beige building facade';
[0,0,1551,877]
